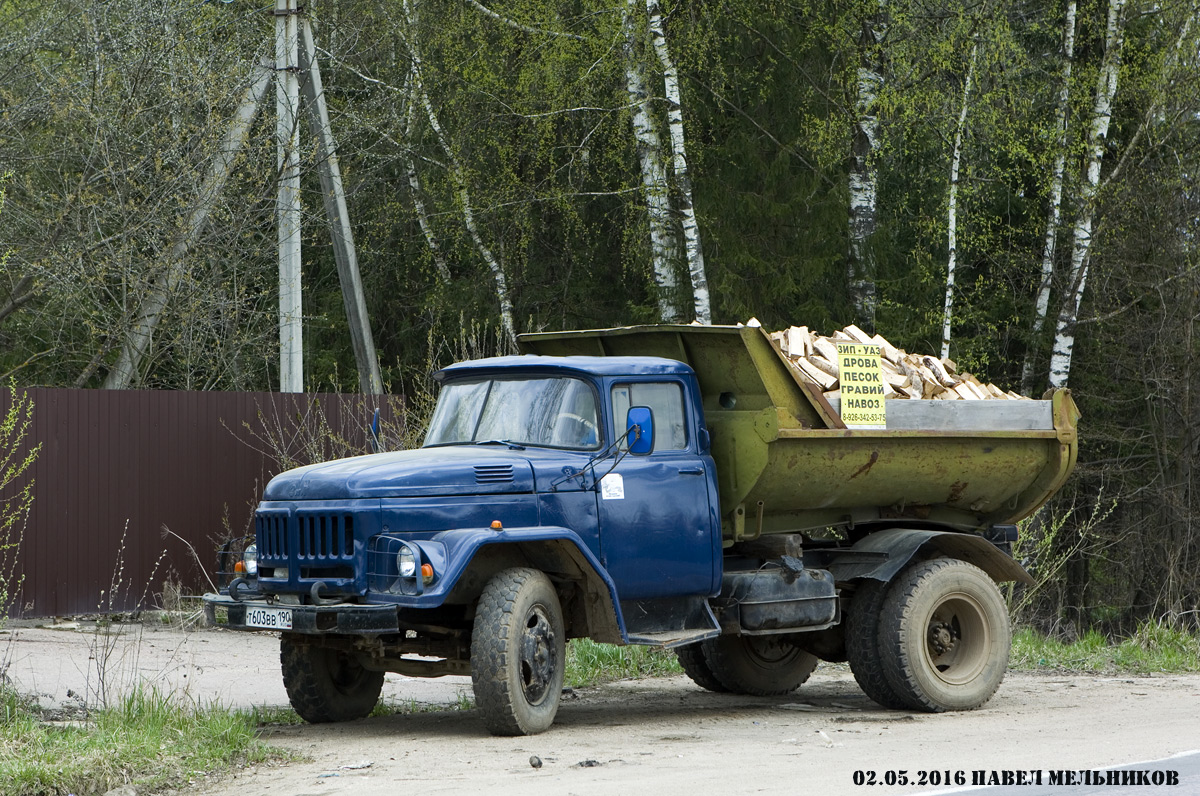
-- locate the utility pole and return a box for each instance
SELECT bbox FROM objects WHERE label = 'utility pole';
[299,18,384,395]
[103,3,383,394]
[275,0,303,393]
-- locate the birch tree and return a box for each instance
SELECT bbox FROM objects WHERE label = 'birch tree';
[401,0,517,348]
[645,0,711,324]
[939,44,978,360]
[622,0,680,322]
[847,0,888,332]
[402,74,453,286]
[1047,0,1127,389]
[1021,0,1077,394]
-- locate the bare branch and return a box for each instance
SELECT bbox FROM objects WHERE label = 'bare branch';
[0,274,34,324]
[464,0,587,42]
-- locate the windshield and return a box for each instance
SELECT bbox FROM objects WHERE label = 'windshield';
[425,376,602,450]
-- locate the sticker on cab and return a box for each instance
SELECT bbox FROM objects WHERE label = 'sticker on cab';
[600,473,624,500]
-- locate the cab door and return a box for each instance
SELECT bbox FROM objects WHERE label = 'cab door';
[595,380,719,600]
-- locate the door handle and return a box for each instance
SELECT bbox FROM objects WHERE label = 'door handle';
[678,467,704,475]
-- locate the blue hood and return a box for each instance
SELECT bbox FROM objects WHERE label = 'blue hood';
[262,446,539,500]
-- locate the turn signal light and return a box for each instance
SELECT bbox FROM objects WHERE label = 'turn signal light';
[490,520,503,530]
[234,560,246,574]
[421,563,434,578]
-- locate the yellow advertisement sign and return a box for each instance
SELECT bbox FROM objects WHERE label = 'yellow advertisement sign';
[837,343,887,429]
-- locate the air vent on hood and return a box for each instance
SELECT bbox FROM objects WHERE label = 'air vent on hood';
[474,464,515,484]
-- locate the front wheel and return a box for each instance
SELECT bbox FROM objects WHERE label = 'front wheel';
[471,568,566,735]
[280,634,384,723]
[878,559,1011,712]
[702,634,818,696]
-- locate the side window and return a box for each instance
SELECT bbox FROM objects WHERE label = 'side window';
[611,382,688,451]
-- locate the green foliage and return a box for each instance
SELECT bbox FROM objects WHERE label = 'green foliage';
[0,683,277,796]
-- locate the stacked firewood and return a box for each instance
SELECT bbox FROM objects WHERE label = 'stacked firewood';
[766,323,1029,401]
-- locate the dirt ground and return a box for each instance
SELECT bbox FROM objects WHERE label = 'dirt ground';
[4,620,1199,795]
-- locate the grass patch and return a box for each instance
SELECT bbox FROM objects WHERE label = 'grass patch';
[370,691,476,717]
[0,684,280,796]
[565,638,682,687]
[247,704,306,727]
[1010,621,1200,673]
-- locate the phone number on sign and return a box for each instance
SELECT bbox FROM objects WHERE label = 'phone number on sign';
[843,413,886,424]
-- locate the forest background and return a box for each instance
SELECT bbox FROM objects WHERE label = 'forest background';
[1,0,1198,637]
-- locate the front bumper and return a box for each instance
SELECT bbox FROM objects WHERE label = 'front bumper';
[202,593,400,634]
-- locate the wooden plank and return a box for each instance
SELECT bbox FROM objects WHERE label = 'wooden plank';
[808,355,839,378]
[842,324,875,344]
[786,326,811,358]
[794,357,838,390]
[922,355,958,387]
[812,336,840,363]
[871,334,903,364]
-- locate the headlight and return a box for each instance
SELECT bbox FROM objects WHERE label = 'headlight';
[242,544,258,577]
[396,545,417,578]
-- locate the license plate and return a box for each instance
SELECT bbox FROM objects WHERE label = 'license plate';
[245,606,293,630]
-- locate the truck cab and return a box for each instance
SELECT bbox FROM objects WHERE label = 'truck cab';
[207,355,742,735]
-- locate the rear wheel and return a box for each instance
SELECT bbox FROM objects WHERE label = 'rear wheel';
[471,568,566,736]
[845,579,911,709]
[701,634,818,696]
[676,642,728,692]
[280,634,384,723]
[878,559,1010,712]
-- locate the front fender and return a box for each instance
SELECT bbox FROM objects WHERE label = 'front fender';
[392,526,627,643]
[826,527,1033,586]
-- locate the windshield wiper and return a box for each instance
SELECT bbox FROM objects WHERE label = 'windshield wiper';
[473,439,526,450]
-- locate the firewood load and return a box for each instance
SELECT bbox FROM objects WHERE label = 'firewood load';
[765,323,1029,402]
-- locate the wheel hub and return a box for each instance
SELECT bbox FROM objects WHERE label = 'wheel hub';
[929,621,958,655]
[519,606,557,705]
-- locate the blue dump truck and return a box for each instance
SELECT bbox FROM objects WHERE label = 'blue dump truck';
[204,324,1079,735]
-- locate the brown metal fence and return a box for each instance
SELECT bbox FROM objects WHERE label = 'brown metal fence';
[0,388,401,618]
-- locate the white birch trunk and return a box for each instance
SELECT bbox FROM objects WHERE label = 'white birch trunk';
[622,0,679,322]
[103,61,273,390]
[1048,0,1126,389]
[848,3,887,331]
[645,0,711,324]
[941,45,978,361]
[402,0,516,347]
[403,74,453,284]
[1021,0,1077,394]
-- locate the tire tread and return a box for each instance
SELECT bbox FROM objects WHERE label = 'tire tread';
[845,579,911,710]
[471,567,564,736]
[878,558,1009,712]
[280,634,383,723]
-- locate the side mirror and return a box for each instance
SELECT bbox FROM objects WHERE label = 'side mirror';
[626,406,654,455]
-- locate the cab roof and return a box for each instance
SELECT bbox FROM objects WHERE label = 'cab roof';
[434,355,694,382]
